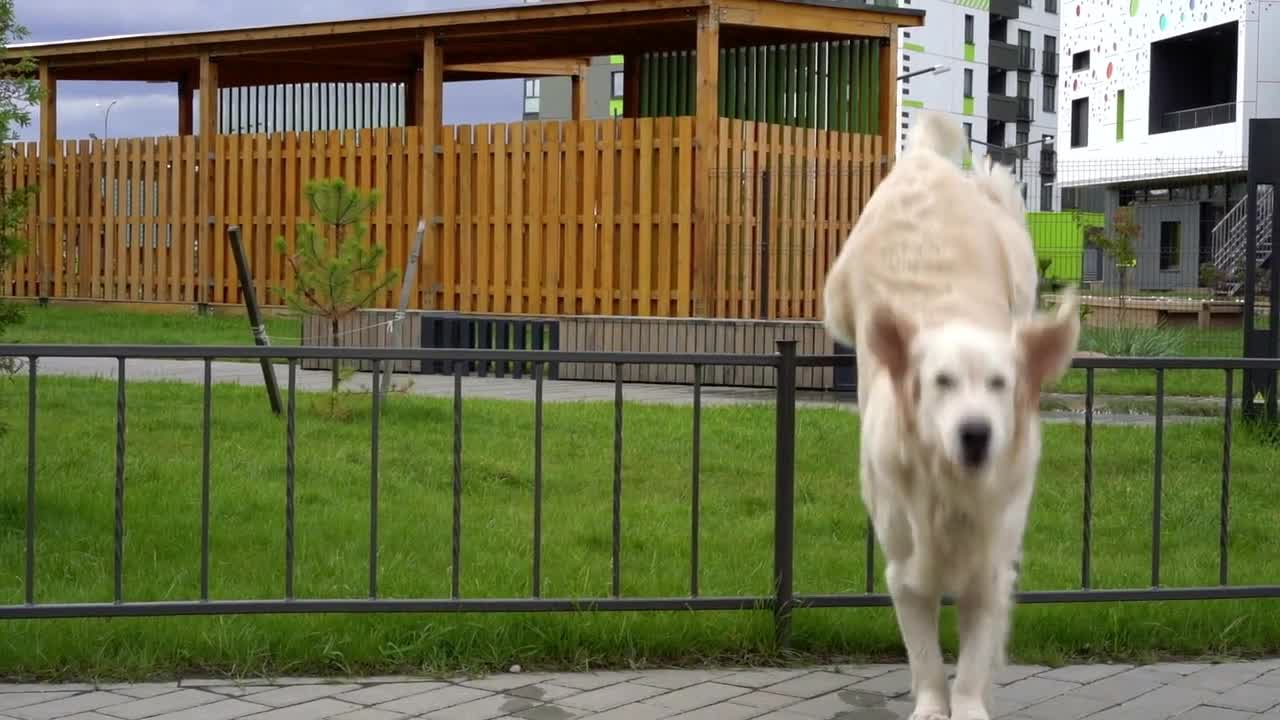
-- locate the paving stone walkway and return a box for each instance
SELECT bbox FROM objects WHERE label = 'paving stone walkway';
[5,662,1280,719]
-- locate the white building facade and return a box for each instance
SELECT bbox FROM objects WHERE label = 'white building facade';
[897,0,1062,210]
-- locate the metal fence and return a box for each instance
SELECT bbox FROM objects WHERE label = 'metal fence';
[1,342,1278,645]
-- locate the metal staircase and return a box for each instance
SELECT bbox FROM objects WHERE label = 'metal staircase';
[1212,185,1274,295]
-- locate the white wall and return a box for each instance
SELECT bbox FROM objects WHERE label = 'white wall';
[1057,0,1255,174]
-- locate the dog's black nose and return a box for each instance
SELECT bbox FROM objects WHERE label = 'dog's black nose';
[959,420,992,467]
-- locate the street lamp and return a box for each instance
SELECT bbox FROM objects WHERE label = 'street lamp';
[896,65,951,82]
[95,99,119,139]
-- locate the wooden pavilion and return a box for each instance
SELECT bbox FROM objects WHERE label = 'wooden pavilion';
[7,0,923,321]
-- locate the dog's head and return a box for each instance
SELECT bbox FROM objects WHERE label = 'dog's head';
[867,292,1080,475]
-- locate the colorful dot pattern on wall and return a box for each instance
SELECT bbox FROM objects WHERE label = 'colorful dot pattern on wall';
[1062,0,1246,135]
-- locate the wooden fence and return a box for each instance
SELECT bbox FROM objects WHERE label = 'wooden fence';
[2,117,885,320]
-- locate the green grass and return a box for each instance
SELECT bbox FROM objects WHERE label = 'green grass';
[2,304,301,347]
[0,376,1278,680]
[1,305,1255,400]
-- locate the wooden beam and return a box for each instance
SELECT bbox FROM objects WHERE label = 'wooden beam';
[693,5,719,318]
[37,61,55,299]
[198,54,218,305]
[718,0,919,36]
[570,66,589,121]
[878,34,897,162]
[177,72,194,135]
[623,53,642,118]
[447,58,589,78]
[421,34,444,309]
[406,67,422,126]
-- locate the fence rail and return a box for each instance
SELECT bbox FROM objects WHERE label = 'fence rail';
[3,342,1279,641]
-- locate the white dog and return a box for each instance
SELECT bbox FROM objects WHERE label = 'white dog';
[822,112,1080,720]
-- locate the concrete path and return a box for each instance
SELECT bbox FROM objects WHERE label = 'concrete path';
[29,357,1212,426]
[5,662,1280,719]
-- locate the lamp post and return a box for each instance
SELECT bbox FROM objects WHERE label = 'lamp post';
[96,99,119,139]
[896,65,951,82]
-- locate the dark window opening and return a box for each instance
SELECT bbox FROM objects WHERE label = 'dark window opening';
[1160,221,1181,271]
[1150,21,1238,134]
[1070,97,1088,147]
[964,69,974,98]
[1072,50,1090,72]
[964,14,975,44]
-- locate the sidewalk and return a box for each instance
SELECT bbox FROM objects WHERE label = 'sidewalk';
[31,357,1211,426]
[3,662,1280,719]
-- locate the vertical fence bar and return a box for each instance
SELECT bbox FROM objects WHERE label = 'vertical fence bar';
[1082,368,1094,589]
[25,357,37,606]
[285,360,297,600]
[691,364,703,598]
[1221,369,1234,586]
[452,361,463,599]
[369,360,382,599]
[613,366,624,598]
[200,358,212,601]
[114,357,126,604]
[774,340,797,646]
[1152,368,1165,588]
[533,363,544,598]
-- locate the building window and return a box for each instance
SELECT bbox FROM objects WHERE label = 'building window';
[964,14,974,44]
[611,71,625,99]
[1046,0,1058,12]
[1016,128,1029,157]
[1019,29,1032,48]
[964,69,974,98]
[963,122,973,141]
[1072,51,1090,72]
[1040,183,1053,211]
[1160,221,1181,270]
[523,79,541,117]
[1116,89,1126,141]
[1070,97,1089,147]
[1043,80,1057,113]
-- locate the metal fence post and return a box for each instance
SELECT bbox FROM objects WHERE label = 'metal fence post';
[773,339,798,647]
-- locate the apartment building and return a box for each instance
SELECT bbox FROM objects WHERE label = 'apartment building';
[896,0,1062,210]
[1058,0,1279,292]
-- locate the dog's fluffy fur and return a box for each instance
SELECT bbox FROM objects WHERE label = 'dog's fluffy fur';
[822,112,1081,720]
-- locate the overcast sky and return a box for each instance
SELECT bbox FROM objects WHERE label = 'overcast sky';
[13,0,525,141]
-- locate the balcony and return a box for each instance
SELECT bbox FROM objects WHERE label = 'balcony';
[990,0,1020,19]
[1039,148,1057,175]
[1158,102,1237,133]
[989,40,1019,71]
[1042,51,1058,76]
[1017,45,1036,72]
[987,146,1019,166]
[1016,96,1035,122]
[988,94,1019,123]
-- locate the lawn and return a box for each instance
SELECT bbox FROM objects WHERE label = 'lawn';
[0,304,1256,400]
[3,304,302,347]
[0,375,1277,680]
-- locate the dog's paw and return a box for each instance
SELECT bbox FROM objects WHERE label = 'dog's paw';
[948,697,990,720]
[910,712,949,720]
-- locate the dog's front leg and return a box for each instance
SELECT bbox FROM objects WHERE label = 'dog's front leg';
[950,569,1015,720]
[886,565,948,720]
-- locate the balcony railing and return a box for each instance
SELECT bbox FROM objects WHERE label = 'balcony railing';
[989,40,1019,71]
[988,94,1019,123]
[1158,102,1237,133]
[990,0,1020,19]
[1018,45,1036,71]
[1043,51,1058,76]
[1017,96,1035,122]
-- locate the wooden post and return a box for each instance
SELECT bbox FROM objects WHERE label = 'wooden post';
[178,72,195,136]
[421,35,444,309]
[623,54,642,118]
[878,32,898,162]
[693,6,720,317]
[571,64,589,121]
[198,54,218,307]
[37,61,56,300]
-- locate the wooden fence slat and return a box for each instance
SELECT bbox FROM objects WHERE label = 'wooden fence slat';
[655,117,672,318]
[526,123,544,315]
[457,125,474,313]
[476,124,493,313]
[562,120,579,316]
[580,120,598,316]
[510,122,526,315]
[618,120,635,316]
[542,121,562,315]
[492,123,509,314]
[676,117,694,318]
[600,120,617,316]
[637,118,654,317]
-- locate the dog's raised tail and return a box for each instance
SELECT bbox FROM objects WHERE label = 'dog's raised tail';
[907,111,968,165]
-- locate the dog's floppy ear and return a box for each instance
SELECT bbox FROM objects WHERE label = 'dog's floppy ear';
[867,304,916,382]
[1017,288,1081,390]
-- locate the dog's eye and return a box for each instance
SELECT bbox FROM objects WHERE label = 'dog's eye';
[988,376,1008,391]
[935,373,956,390]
